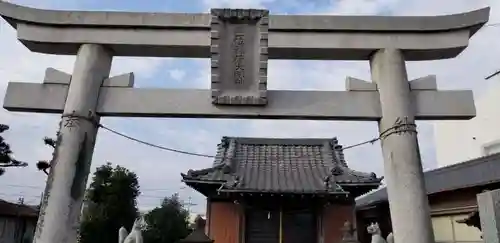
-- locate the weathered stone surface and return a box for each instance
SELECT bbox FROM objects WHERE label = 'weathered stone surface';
[43,68,71,84]
[33,44,112,243]
[4,83,476,120]
[43,68,134,87]
[0,1,489,60]
[409,75,437,90]
[210,8,268,105]
[104,72,134,87]
[371,48,434,243]
[346,75,437,91]
[477,189,500,243]
[345,77,377,91]
[0,1,488,32]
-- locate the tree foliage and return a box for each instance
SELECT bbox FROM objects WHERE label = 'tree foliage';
[79,162,140,243]
[36,137,57,175]
[143,194,191,243]
[0,124,27,175]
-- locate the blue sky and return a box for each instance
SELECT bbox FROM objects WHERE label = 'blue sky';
[0,0,499,216]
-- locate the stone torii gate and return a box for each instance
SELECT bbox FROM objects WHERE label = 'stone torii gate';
[0,2,490,243]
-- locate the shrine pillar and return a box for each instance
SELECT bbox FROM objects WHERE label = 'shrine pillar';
[370,48,434,243]
[34,44,112,243]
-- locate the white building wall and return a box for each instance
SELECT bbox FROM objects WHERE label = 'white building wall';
[435,79,500,167]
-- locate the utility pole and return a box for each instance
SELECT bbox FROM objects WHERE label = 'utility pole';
[180,186,198,213]
[15,197,24,243]
[184,196,198,213]
[485,70,500,80]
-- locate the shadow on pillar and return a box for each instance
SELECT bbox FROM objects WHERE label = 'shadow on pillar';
[180,216,214,243]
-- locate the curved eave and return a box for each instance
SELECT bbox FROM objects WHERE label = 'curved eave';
[340,181,382,187]
[0,1,489,34]
[181,178,382,190]
[181,178,226,184]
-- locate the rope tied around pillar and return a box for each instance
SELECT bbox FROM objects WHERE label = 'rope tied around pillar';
[61,110,100,129]
[340,117,417,150]
[379,116,417,141]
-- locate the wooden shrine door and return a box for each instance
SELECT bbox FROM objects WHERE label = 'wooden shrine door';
[245,208,280,243]
[282,208,317,243]
[245,207,317,243]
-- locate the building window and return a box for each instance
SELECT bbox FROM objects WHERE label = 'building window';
[431,214,482,243]
[483,140,500,156]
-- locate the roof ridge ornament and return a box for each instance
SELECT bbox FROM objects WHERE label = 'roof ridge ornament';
[330,139,349,167]
[331,164,344,176]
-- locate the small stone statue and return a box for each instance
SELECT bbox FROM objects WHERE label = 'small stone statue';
[341,221,358,242]
[118,218,143,243]
[367,222,393,243]
[386,232,394,243]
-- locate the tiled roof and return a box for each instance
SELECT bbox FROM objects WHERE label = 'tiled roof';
[0,199,39,217]
[181,137,382,194]
[356,152,500,208]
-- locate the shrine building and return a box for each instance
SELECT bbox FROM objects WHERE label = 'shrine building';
[181,137,382,243]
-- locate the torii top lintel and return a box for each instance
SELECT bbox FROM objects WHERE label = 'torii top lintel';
[0,1,490,60]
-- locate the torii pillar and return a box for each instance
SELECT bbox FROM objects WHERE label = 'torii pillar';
[0,2,490,243]
[36,44,114,243]
[371,48,434,243]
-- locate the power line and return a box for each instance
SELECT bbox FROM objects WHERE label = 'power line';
[0,195,204,211]
[486,23,500,27]
[101,122,365,157]
[24,111,415,162]
[0,192,41,198]
[105,124,343,156]
[100,125,214,158]
[98,117,415,158]
[0,184,189,192]
[0,192,199,204]
[485,69,500,80]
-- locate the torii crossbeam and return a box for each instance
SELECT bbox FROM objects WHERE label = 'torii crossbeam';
[0,1,490,243]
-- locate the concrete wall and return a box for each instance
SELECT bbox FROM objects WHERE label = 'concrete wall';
[435,78,500,167]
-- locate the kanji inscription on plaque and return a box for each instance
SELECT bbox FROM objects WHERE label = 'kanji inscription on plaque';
[210,9,269,106]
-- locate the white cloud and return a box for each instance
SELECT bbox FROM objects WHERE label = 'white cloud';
[169,69,186,81]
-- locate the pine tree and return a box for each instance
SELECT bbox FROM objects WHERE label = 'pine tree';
[79,162,140,243]
[0,124,27,175]
[143,194,191,243]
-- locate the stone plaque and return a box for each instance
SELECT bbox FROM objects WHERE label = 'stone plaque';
[210,8,269,106]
